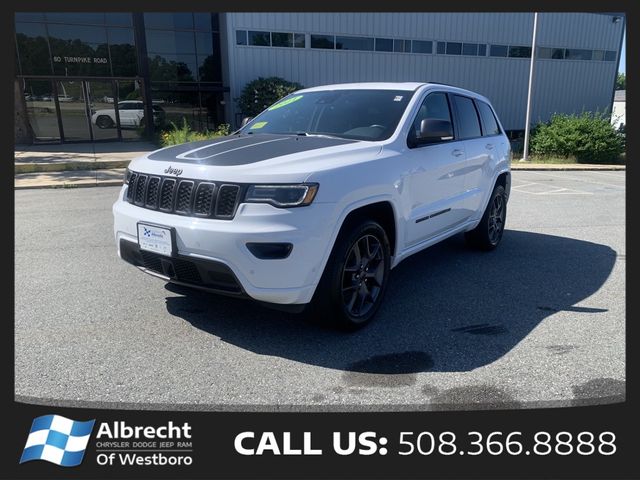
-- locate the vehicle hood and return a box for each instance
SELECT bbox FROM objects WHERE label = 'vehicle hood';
[129,134,383,183]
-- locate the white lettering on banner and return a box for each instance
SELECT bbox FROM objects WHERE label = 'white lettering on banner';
[96,421,192,439]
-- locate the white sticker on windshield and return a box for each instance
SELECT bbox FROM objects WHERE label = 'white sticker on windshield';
[394,95,403,102]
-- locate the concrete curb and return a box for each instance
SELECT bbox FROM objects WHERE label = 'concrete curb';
[15,181,124,190]
[511,164,625,171]
[15,159,130,174]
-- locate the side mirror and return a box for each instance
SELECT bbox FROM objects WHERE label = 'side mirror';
[417,118,454,143]
[240,116,253,127]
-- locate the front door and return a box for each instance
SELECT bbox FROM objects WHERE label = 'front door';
[404,91,470,247]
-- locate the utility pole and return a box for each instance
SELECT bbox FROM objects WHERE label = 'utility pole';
[522,12,538,161]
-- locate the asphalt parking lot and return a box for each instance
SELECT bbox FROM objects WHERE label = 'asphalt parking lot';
[15,170,625,410]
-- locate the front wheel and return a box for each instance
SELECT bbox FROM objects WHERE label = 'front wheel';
[312,220,391,330]
[465,184,507,250]
[95,115,114,129]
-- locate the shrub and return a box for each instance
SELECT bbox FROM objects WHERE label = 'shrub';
[237,76,304,117]
[530,112,624,163]
[160,118,230,147]
[126,90,142,100]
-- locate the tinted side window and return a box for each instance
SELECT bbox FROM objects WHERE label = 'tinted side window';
[408,92,453,146]
[476,101,500,136]
[452,95,481,139]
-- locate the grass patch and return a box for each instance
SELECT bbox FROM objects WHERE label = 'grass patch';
[513,153,625,165]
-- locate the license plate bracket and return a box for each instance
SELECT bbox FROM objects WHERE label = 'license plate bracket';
[137,223,175,257]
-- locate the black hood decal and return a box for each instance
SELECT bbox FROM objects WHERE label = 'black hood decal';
[147,134,357,166]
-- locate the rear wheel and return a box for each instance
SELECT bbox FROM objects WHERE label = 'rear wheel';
[311,220,391,330]
[465,184,507,250]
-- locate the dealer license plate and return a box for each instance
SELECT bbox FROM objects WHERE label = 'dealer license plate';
[137,223,173,256]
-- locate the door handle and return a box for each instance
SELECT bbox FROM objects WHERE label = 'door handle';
[452,149,464,157]
[485,143,494,150]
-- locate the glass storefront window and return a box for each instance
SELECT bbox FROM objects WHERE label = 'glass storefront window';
[47,24,111,76]
[144,13,194,30]
[107,27,134,45]
[56,80,92,141]
[15,22,52,75]
[198,55,222,82]
[105,13,133,27]
[23,79,60,142]
[87,80,119,141]
[15,13,224,142]
[146,30,196,55]
[195,32,213,55]
[200,91,225,131]
[47,24,107,44]
[117,80,146,140]
[148,54,197,82]
[15,13,46,22]
[193,13,213,31]
[151,89,200,130]
[45,13,106,25]
[108,27,138,76]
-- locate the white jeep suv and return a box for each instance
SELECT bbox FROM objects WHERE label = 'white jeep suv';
[92,100,165,129]
[113,82,511,329]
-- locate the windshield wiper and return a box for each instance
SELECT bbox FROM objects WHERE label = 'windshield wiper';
[294,131,346,140]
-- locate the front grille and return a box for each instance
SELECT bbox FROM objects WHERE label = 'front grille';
[159,179,176,211]
[126,171,240,220]
[145,177,160,209]
[194,183,215,216]
[216,185,241,218]
[175,180,194,214]
[134,175,147,205]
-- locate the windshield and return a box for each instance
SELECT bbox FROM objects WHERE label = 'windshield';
[240,89,415,141]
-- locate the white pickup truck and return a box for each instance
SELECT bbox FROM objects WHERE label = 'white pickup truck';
[113,82,511,329]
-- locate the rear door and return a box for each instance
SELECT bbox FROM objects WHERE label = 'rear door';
[450,94,490,218]
[470,100,508,211]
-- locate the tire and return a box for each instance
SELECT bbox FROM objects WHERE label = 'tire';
[465,184,507,250]
[311,219,391,330]
[96,115,114,129]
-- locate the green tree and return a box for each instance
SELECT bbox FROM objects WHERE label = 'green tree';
[237,77,304,117]
[616,73,626,90]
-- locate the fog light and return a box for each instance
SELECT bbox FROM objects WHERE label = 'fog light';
[246,243,293,260]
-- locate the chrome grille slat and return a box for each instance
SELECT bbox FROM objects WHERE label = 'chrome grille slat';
[125,171,240,220]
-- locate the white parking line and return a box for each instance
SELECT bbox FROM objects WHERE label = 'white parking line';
[511,179,592,195]
[524,171,625,189]
[584,171,626,179]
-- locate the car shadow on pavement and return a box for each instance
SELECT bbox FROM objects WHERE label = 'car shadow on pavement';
[164,229,616,375]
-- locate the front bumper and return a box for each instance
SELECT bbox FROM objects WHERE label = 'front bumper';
[113,186,337,305]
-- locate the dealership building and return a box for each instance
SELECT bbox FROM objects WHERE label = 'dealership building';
[15,12,624,144]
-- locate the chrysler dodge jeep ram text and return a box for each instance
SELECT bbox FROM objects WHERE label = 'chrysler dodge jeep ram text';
[113,82,511,329]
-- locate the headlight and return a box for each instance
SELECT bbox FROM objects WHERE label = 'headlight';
[244,184,319,208]
[124,168,132,185]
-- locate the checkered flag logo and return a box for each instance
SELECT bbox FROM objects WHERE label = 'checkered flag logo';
[20,415,95,467]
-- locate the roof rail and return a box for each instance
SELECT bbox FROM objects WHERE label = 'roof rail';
[427,81,460,88]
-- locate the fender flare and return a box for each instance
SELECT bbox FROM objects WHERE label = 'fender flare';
[310,194,400,291]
